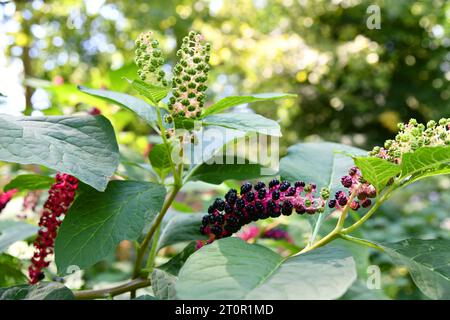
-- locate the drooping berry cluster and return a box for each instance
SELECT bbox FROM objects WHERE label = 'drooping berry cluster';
[0,189,17,213]
[369,118,450,164]
[199,180,327,246]
[328,166,376,211]
[168,31,210,119]
[28,173,78,284]
[135,31,168,87]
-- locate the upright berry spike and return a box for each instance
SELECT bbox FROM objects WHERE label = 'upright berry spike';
[168,31,210,119]
[135,31,168,86]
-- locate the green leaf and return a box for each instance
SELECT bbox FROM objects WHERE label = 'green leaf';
[0,220,38,253]
[55,181,166,274]
[0,114,119,192]
[280,142,367,241]
[202,113,281,137]
[157,211,207,250]
[353,156,401,191]
[149,144,172,179]
[187,157,271,184]
[151,269,177,300]
[0,253,27,287]
[381,238,450,300]
[341,280,389,300]
[4,174,54,192]
[159,242,197,276]
[176,238,356,299]
[78,85,160,131]
[401,146,450,180]
[202,93,297,117]
[0,282,74,300]
[130,79,169,104]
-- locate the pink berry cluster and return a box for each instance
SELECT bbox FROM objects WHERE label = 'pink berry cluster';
[0,189,17,213]
[198,179,328,247]
[28,173,78,284]
[328,166,376,211]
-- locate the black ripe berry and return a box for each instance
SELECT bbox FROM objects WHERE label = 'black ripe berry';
[240,182,252,194]
[224,203,233,214]
[295,181,305,188]
[281,200,293,216]
[285,186,296,196]
[328,199,337,208]
[338,195,348,206]
[214,214,224,224]
[225,189,237,204]
[207,205,215,214]
[202,215,210,225]
[272,190,280,200]
[269,179,280,188]
[295,204,306,214]
[361,199,372,208]
[279,181,291,192]
[245,192,255,202]
[214,198,225,211]
[258,188,267,199]
[211,225,222,236]
[254,181,266,191]
[236,198,245,210]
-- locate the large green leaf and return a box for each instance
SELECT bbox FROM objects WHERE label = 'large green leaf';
[55,181,166,274]
[176,238,356,300]
[401,146,450,179]
[159,242,197,276]
[78,85,160,130]
[130,79,169,104]
[201,93,297,117]
[381,239,450,300]
[0,220,38,253]
[149,143,173,179]
[151,269,177,300]
[280,142,367,241]
[354,156,400,191]
[0,253,27,286]
[4,174,54,192]
[187,157,271,184]
[0,114,119,192]
[202,113,281,137]
[0,282,74,300]
[157,211,206,250]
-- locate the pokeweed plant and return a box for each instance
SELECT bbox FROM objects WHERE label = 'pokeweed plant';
[0,31,449,300]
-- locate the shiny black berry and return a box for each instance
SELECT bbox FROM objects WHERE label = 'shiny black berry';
[245,192,255,202]
[214,198,225,211]
[361,199,372,208]
[281,200,293,216]
[225,189,237,204]
[211,225,222,236]
[269,179,280,188]
[294,181,305,188]
[272,190,280,200]
[240,182,252,194]
[224,203,233,214]
[328,199,336,208]
[254,181,266,191]
[279,181,291,191]
[236,198,245,210]
[285,186,296,196]
[258,188,267,199]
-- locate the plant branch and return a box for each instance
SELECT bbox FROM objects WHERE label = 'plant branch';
[132,185,180,280]
[338,234,385,252]
[74,278,151,300]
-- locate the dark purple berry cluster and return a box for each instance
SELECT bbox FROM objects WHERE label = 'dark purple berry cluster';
[199,179,327,246]
[328,166,376,211]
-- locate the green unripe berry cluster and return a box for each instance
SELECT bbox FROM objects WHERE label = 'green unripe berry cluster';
[369,117,450,163]
[135,31,168,87]
[168,31,211,119]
